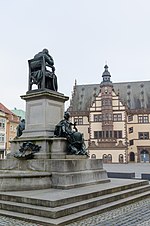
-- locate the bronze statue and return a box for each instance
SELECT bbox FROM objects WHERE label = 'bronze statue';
[54,112,89,156]
[28,49,58,91]
[16,119,25,137]
[14,141,41,160]
[34,49,55,73]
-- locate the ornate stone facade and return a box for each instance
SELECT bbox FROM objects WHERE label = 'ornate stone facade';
[68,65,150,163]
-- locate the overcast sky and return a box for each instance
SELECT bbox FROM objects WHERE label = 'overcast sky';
[1,0,150,110]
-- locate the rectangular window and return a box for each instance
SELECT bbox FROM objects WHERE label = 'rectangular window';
[113,114,117,122]
[113,114,122,121]
[114,130,123,139]
[138,132,149,139]
[94,114,102,122]
[138,116,149,123]
[114,131,117,138]
[0,134,4,142]
[74,117,78,124]
[94,131,99,139]
[94,115,98,122]
[0,119,5,129]
[94,131,103,139]
[94,130,123,139]
[106,131,109,138]
[118,131,122,138]
[102,99,112,106]
[109,131,112,138]
[78,117,83,125]
[143,116,149,123]
[129,127,133,133]
[99,131,102,138]
[144,132,149,139]
[102,130,105,138]
[129,139,134,146]
[74,117,83,125]
[118,114,122,121]
[138,116,143,123]
[128,115,133,122]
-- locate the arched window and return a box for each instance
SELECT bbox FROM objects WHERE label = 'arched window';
[103,154,108,163]
[91,154,96,159]
[119,154,124,163]
[107,154,112,163]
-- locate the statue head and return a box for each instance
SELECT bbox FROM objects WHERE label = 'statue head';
[42,48,49,54]
[64,111,70,120]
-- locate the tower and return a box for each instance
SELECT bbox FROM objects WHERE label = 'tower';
[100,65,114,139]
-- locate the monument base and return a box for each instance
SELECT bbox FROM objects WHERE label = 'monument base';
[7,89,109,190]
[0,157,109,190]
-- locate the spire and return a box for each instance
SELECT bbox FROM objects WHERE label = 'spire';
[102,65,111,80]
[100,64,112,86]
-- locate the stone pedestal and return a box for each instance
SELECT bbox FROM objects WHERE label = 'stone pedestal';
[50,137,67,159]
[21,90,69,138]
[10,90,69,159]
[10,137,52,159]
[10,137,68,160]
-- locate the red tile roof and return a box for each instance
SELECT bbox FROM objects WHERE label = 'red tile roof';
[0,103,15,115]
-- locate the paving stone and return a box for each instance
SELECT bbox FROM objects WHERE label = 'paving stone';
[0,215,42,226]
[67,197,150,226]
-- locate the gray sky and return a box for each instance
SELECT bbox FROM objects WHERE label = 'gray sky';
[1,0,150,110]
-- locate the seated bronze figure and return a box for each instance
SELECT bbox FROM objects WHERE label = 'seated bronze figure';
[54,112,89,156]
[28,49,58,91]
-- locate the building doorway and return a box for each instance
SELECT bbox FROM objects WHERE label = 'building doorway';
[140,150,149,163]
[129,152,135,162]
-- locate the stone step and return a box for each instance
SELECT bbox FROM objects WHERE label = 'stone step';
[0,180,148,207]
[0,184,149,219]
[0,190,150,226]
[0,170,52,191]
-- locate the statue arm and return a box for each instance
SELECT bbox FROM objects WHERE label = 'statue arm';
[44,54,54,66]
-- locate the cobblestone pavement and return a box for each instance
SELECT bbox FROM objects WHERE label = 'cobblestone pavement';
[0,197,150,226]
[0,216,43,226]
[67,197,150,226]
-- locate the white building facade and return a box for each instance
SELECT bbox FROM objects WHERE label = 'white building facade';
[68,65,150,163]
